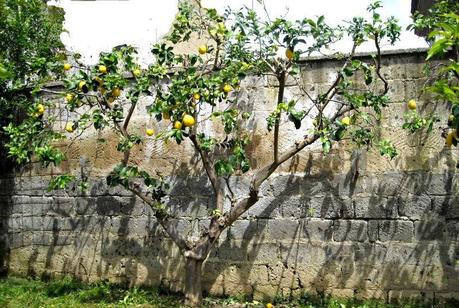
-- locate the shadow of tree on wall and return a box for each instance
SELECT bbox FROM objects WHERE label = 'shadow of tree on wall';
[4,145,457,304]
[0,175,14,277]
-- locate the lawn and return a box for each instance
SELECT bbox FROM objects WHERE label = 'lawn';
[0,276,456,307]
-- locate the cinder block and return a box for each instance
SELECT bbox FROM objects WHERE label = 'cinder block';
[333,220,367,242]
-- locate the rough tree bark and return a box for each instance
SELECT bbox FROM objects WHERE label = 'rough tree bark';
[184,257,204,307]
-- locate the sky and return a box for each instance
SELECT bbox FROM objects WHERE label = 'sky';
[49,0,428,64]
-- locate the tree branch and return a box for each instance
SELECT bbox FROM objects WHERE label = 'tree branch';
[126,182,187,251]
[274,70,286,163]
[224,104,352,226]
[123,101,137,130]
[373,34,389,95]
[189,133,224,212]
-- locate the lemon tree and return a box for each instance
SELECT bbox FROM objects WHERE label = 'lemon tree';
[4,1,401,306]
[407,0,459,148]
[1,0,66,169]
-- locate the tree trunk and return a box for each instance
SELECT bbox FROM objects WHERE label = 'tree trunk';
[184,257,204,307]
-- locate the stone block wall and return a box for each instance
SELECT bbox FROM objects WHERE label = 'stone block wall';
[0,49,458,302]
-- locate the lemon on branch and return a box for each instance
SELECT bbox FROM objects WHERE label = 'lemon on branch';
[145,128,154,136]
[198,45,207,55]
[133,68,141,77]
[112,87,121,97]
[65,122,74,133]
[341,116,350,126]
[63,63,72,71]
[78,81,88,93]
[183,114,195,127]
[285,47,294,60]
[223,84,232,94]
[37,104,45,115]
[65,93,74,102]
[407,99,417,110]
[98,65,107,74]
[162,112,171,120]
[174,121,183,130]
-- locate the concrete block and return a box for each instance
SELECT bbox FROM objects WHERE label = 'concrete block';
[354,196,398,218]
[333,220,367,242]
[266,218,300,241]
[96,196,122,216]
[368,220,379,242]
[414,218,446,241]
[269,175,301,197]
[302,218,333,241]
[307,195,353,219]
[432,195,459,219]
[225,220,259,240]
[378,220,414,242]
[167,196,209,218]
[246,197,282,218]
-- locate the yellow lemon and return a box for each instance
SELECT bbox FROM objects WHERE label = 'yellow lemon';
[65,122,74,133]
[78,81,86,89]
[286,48,294,60]
[198,45,208,55]
[145,128,154,136]
[112,87,121,97]
[63,63,72,71]
[162,112,170,120]
[173,121,183,130]
[66,93,74,102]
[94,76,104,86]
[446,132,454,147]
[133,69,141,77]
[223,84,232,93]
[98,65,107,74]
[183,114,195,127]
[37,104,45,115]
[193,93,201,101]
[341,116,350,126]
[407,99,417,110]
[217,22,226,33]
[266,303,274,308]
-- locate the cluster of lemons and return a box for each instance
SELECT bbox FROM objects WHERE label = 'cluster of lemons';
[145,44,235,138]
[62,62,128,133]
[407,98,457,147]
[59,44,293,138]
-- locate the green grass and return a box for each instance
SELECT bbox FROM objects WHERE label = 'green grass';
[0,276,457,307]
[0,276,181,307]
